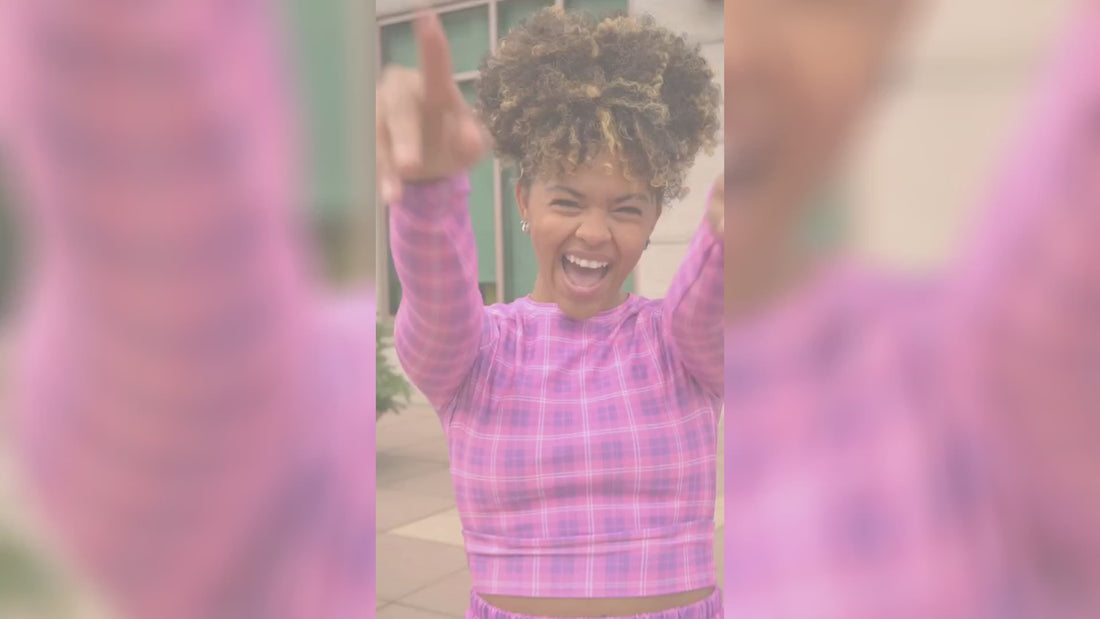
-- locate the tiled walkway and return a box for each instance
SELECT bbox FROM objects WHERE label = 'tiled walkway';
[376,395,726,617]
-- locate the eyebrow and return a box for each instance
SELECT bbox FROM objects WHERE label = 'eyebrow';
[613,193,652,205]
[547,185,652,204]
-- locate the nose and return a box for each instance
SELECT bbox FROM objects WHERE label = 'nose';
[574,209,612,246]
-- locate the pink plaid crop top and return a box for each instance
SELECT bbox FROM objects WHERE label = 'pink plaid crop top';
[389,175,724,598]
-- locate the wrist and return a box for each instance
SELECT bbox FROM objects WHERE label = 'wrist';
[392,173,471,217]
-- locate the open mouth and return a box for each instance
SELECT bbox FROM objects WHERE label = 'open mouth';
[561,254,611,293]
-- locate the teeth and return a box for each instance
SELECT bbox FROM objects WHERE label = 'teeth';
[566,255,609,269]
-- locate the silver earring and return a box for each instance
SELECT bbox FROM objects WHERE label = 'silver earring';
[521,220,530,233]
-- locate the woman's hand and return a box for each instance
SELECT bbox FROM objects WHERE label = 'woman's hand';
[376,11,488,203]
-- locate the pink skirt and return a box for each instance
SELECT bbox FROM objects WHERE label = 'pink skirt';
[465,589,723,619]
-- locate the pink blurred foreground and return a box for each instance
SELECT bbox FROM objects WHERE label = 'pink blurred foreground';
[1,2,375,617]
[723,3,1100,618]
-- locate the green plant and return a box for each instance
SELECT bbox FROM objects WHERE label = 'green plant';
[376,318,412,420]
[0,526,69,617]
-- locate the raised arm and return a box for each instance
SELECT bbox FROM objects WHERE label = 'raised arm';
[661,175,725,398]
[389,175,489,411]
[3,2,322,616]
[946,1,1100,610]
[377,11,490,411]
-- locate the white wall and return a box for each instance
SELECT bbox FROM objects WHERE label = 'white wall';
[632,0,724,298]
[376,0,431,18]
[847,0,1074,270]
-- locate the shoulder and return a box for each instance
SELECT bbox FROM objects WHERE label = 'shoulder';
[484,298,525,320]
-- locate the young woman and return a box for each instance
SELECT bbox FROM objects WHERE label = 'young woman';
[377,7,724,619]
[719,1,1100,618]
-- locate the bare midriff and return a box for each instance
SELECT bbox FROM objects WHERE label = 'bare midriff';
[477,586,715,617]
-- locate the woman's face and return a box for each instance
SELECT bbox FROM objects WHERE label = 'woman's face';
[724,0,918,218]
[517,152,660,320]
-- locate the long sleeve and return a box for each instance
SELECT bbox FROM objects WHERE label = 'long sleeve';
[661,208,724,398]
[389,174,488,413]
[944,1,1100,613]
[2,2,338,617]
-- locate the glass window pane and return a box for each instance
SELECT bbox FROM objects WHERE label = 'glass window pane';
[469,156,497,286]
[498,0,555,39]
[282,0,351,215]
[441,6,490,74]
[500,166,539,302]
[381,7,489,74]
[460,80,498,288]
[564,0,628,18]
[380,21,417,68]
[459,79,479,107]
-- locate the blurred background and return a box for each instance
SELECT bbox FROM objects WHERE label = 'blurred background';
[846,0,1076,272]
[0,0,1081,616]
[0,1,375,617]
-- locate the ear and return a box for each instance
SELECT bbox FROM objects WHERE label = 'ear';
[515,182,531,221]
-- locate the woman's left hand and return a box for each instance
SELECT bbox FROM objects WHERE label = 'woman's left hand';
[707,172,724,238]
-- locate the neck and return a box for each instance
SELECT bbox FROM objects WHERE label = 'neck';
[530,275,629,314]
[530,275,554,304]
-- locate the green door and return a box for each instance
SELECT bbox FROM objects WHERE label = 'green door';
[281,0,355,280]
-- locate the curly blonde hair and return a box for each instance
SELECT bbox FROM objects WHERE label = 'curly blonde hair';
[476,7,720,205]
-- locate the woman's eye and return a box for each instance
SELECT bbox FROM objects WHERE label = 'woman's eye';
[616,206,643,216]
[551,200,580,208]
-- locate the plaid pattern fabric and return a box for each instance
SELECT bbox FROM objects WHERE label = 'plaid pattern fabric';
[465,588,724,619]
[390,176,724,597]
[722,5,1100,618]
[4,3,375,617]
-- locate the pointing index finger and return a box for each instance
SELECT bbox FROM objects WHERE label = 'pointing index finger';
[415,11,461,109]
